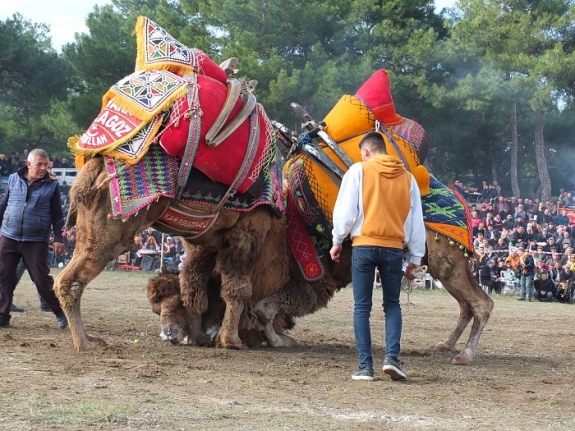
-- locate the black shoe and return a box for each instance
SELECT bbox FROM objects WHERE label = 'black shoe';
[517,298,525,301]
[0,314,11,328]
[383,356,407,380]
[39,298,52,312]
[55,312,68,329]
[10,303,25,313]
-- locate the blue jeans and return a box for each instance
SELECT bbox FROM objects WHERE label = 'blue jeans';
[352,246,404,370]
[533,290,553,301]
[520,274,534,300]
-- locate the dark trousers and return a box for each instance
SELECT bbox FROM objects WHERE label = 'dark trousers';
[0,236,62,316]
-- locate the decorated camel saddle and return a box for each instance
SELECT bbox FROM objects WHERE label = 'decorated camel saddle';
[68,16,283,236]
[283,70,472,279]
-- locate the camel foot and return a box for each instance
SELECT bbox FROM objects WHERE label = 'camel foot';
[451,348,474,365]
[429,342,453,353]
[76,334,107,352]
[267,333,297,348]
[215,334,248,350]
[181,334,214,347]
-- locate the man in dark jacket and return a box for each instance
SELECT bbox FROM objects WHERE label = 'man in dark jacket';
[533,271,555,302]
[517,247,535,302]
[0,149,67,329]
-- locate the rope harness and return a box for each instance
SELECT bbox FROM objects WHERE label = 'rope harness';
[401,265,428,311]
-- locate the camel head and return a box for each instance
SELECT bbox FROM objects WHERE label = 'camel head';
[146,273,188,344]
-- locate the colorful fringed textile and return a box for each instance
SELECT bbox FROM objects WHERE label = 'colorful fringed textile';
[284,158,332,256]
[285,193,324,281]
[388,118,426,154]
[179,147,283,214]
[136,17,196,72]
[105,144,178,219]
[104,116,163,164]
[73,99,145,154]
[102,70,188,122]
[134,16,227,83]
[422,175,473,252]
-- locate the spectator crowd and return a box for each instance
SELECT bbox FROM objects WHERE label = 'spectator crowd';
[455,179,575,304]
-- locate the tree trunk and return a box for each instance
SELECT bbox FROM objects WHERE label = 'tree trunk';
[510,102,520,197]
[534,109,552,202]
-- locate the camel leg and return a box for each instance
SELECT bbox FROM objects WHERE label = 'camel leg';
[215,208,272,350]
[179,243,215,346]
[54,253,111,351]
[426,231,493,364]
[254,292,297,348]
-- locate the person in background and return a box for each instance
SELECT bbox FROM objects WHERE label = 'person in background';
[517,246,535,302]
[0,149,67,329]
[533,271,555,302]
[330,131,425,382]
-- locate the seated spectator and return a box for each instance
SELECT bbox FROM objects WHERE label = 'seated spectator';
[492,238,509,259]
[479,260,501,294]
[567,254,575,271]
[494,196,509,215]
[556,266,575,303]
[130,236,144,267]
[505,248,521,272]
[475,245,490,268]
[502,214,515,230]
[491,213,503,230]
[513,215,526,229]
[533,271,555,302]
[145,236,159,251]
[549,262,566,288]
[473,222,486,238]
[162,237,177,265]
[547,220,558,236]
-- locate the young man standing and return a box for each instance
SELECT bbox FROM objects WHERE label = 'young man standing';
[330,132,426,381]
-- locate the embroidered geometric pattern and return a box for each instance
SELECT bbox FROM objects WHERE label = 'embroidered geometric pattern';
[105,116,162,164]
[111,70,187,116]
[285,192,324,281]
[389,118,426,153]
[140,17,195,68]
[180,148,279,212]
[105,144,178,219]
[422,175,473,252]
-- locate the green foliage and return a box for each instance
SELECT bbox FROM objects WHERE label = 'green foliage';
[2,0,575,197]
[0,14,74,152]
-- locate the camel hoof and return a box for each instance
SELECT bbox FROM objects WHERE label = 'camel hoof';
[76,335,107,352]
[215,336,248,350]
[429,342,452,353]
[267,334,297,348]
[451,350,473,365]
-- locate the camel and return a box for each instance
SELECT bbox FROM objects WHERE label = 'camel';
[146,270,295,348]
[54,155,287,352]
[148,227,492,364]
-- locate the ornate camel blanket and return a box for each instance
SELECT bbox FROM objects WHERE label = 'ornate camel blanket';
[422,176,474,253]
[105,142,284,222]
[69,16,272,197]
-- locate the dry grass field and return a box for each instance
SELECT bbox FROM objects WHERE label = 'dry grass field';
[1,269,574,430]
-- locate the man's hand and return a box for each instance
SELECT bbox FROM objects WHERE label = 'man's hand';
[330,244,342,262]
[404,262,421,280]
[53,241,64,257]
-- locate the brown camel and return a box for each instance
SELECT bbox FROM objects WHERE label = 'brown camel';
[148,228,492,364]
[146,271,295,348]
[54,155,284,352]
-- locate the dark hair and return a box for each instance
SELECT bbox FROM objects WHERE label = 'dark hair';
[358,131,387,154]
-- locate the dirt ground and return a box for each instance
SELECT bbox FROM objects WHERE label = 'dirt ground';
[1,269,574,431]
